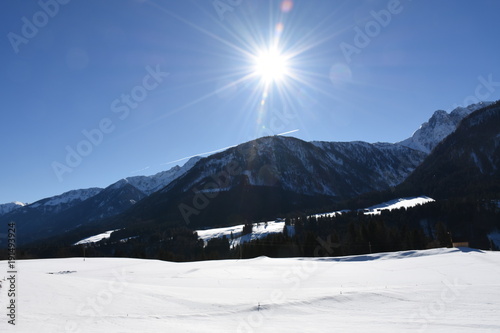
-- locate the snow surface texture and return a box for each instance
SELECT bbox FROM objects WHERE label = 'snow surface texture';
[398,102,493,153]
[1,248,499,332]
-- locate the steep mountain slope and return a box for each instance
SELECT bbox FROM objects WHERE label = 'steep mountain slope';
[119,136,426,228]
[398,101,500,198]
[168,137,426,198]
[397,102,492,153]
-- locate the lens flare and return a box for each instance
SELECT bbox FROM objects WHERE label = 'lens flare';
[281,0,293,13]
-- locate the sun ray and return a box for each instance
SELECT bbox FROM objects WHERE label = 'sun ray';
[128,0,357,152]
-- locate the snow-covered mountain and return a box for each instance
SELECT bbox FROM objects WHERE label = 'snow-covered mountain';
[398,100,500,199]
[397,102,493,153]
[109,156,202,195]
[29,188,103,211]
[0,201,25,215]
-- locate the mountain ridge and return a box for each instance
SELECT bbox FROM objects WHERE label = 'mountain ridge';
[397,102,493,153]
[397,100,500,199]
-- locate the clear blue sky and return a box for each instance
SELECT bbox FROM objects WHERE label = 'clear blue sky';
[1,0,500,204]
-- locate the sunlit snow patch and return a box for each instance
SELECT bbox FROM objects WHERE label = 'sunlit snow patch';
[74,229,119,245]
[196,221,293,248]
[313,196,435,218]
[364,196,435,215]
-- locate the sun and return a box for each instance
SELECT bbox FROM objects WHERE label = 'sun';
[253,47,290,84]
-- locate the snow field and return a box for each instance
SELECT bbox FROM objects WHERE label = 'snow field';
[0,248,499,332]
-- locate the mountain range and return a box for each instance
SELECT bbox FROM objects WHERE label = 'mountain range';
[0,101,497,246]
[0,156,201,245]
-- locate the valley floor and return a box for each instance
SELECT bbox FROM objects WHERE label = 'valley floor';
[1,248,499,332]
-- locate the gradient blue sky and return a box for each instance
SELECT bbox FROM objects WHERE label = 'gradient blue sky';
[1,0,500,204]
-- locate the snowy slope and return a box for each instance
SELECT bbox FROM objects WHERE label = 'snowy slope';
[196,221,294,248]
[0,201,25,216]
[29,188,103,209]
[364,196,435,215]
[397,102,493,153]
[1,248,499,332]
[110,156,202,195]
[74,229,120,245]
[313,196,435,218]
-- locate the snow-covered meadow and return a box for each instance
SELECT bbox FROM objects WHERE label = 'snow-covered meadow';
[196,221,294,249]
[1,248,499,332]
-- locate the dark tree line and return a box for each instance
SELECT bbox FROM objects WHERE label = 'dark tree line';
[3,198,498,262]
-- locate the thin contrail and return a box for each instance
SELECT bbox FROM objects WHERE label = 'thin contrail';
[161,145,237,165]
[277,129,300,136]
[130,166,151,174]
[162,129,300,165]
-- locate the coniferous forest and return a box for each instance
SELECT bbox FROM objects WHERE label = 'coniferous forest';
[4,198,498,262]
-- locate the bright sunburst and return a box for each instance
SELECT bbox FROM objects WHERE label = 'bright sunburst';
[147,0,341,143]
[253,47,290,84]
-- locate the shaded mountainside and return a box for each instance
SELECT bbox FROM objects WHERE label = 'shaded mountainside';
[398,101,500,199]
[117,136,426,229]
